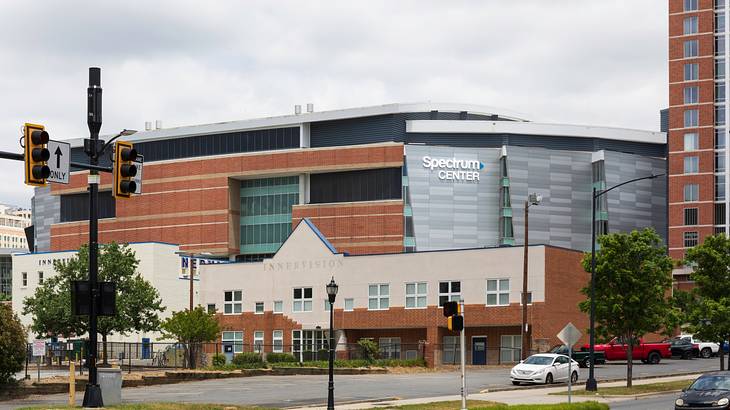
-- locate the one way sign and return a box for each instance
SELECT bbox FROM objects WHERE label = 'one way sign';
[47,140,70,184]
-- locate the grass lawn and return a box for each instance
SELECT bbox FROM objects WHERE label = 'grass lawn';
[17,404,275,410]
[383,400,608,410]
[551,379,692,396]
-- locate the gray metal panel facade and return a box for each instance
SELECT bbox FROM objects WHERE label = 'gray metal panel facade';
[32,186,59,252]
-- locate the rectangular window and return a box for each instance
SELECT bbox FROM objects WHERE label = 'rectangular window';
[718,105,727,125]
[439,281,461,306]
[442,336,461,364]
[324,299,331,311]
[718,60,726,80]
[684,183,700,201]
[718,36,726,56]
[685,0,698,10]
[21,272,27,287]
[253,331,264,353]
[368,283,390,310]
[207,304,216,314]
[684,109,699,127]
[222,331,244,354]
[684,231,699,247]
[684,133,699,151]
[718,83,726,102]
[344,298,354,311]
[224,290,242,314]
[255,302,264,314]
[405,282,427,309]
[717,128,727,148]
[500,335,522,363]
[293,287,313,312]
[717,0,725,10]
[38,271,43,285]
[310,168,402,204]
[684,86,699,104]
[718,12,726,32]
[379,337,401,360]
[684,40,699,58]
[685,63,699,81]
[717,174,727,200]
[684,156,700,173]
[273,300,283,314]
[684,16,699,34]
[717,151,727,172]
[487,279,510,306]
[685,208,699,225]
[273,330,283,353]
[716,203,727,225]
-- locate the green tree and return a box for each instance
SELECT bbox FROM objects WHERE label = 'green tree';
[23,242,165,363]
[160,306,220,369]
[578,228,674,387]
[662,289,696,338]
[684,233,730,370]
[0,304,27,385]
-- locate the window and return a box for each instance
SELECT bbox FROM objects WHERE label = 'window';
[719,12,727,33]
[344,298,354,311]
[487,279,510,306]
[21,272,27,287]
[310,168,402,204]
[520,292,533,305]
[293,287,313,312]
[684,109,699,127]
[439,281,461,306]
[60,191,116,223]
[406,282,427,309]
[324,299,331,311]
[442,336,461,364]
[717,151,727,172]
[255,302,264,314]
[684,133,699,151]
[222,331,244,354]
[368,284,390,310]
[718,60,726,80]
[718,105,727,125]
[684,86,699,104]
[685,63,699,81]
[273,330,284,353]
[379,337,401,360]
[207,304,216,314]
[685,0,698,10]
[684,16,698,34]
[716,203,727,225]
[253,331,264,353]
[38,271,43,285]
[717,0,725,9]
[273,300,283,314]
[684,40,699,58]
[292,329,329,361]
[718,83,726,103]
[718,128,727,148]
[501,335,522,363]
[684,231,699,247]
[685,208,699,225]
[718,36,726,56]
[224,290,242,314]
[685,156,700,173]
[717,174,727,200]
[684,183,700,201]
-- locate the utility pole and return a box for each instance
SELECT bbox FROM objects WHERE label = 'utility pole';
[522,193,541,361]
[459,298,466,410]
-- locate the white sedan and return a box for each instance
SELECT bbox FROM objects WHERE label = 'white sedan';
[510,353,579,385]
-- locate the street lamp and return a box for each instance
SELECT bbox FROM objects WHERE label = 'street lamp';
[326,277,338,410]
[522,193,542,360]
[175,251,213,310]
[585,173,665,392]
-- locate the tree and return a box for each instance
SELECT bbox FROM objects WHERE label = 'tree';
[684,234,730,370]
[160,306,220,369]
[0,304,27,385]
[578,228,674,387]
[23,242,165,363]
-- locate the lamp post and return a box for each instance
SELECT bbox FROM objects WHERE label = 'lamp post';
[522,193,542,360]
[326,277,338,410]
[585,173,665,392]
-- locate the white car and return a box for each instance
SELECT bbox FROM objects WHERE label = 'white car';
[681,334,720,359]
[510,353,579,385]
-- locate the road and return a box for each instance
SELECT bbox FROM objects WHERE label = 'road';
[1,358,718,409]
[610,392,677,409]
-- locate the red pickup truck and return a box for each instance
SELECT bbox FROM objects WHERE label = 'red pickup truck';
[582,337,671,364]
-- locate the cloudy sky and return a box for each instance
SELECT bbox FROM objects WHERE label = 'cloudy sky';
[0,1,667,208]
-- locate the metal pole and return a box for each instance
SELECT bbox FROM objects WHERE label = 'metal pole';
[327,301,335,410]
[521,201,529,360]
[586,187,598,391]
[460,299,467,410]
[189,257,194,310]
[568,346,573,403]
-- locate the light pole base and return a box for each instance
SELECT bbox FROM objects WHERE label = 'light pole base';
[82,383,104,407]
[585,377,598,392]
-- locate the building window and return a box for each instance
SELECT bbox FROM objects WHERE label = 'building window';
[442,336,461,364]
[224,290,242,314]
[222,331,243,353]
[324,299,331,311]
[685,208,699,225]
[684,184,700,201]
[716,203,727,225]
[718,83,726,103]
[255,302,264,314]
[240,176,299,257]
[685,156,700,173]
[717,151,727,172]
[684,231,699,247]
[406,282,427,309]
[684,16,699,34]
[368,284,390,310]
[273,330,283,353]
[439,281,461,306]
[501,335,522,363]
[717,128,727,148]
[718,36,726,56]
[273,300,283,314]
[293,287,313,312]
[520,292,533,305]
[21,272,27,287]
[684,109,699,127]
[310,168,402,203]
[38,271,43,285]
[379,337,401,360]
[717,174,727,200]
[685,63,699,81]
[718,105,727,125]
[684,40,699,58]
[344,298,354,311]
[684,86,699,104]
[207,304,216,314]
[487,279,510,306]
[253,331,264,353]
[684,133,699,151]
[685,0,698,10]
[717,0,725,10]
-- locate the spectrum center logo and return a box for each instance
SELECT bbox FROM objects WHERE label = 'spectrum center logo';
[421,156,485,182]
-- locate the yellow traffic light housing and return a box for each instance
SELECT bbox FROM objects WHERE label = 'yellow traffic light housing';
[113,141,138,199]
[24,123,51,186]
[448,315,464,332]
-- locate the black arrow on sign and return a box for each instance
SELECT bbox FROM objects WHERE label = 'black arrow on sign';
[54,146,62,169]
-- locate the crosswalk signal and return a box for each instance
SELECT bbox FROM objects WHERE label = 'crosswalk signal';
[448,315,464,332]
[443,301,460,317]
[113,141,137,199]
[24,123,51,186]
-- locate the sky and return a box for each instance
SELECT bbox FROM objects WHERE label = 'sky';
[0,1,668,208]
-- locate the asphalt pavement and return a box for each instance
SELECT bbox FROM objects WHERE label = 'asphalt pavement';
[609,393,678,410]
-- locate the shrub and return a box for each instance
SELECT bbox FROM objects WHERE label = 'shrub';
[357,339,379,362]
[211,353,226,367]
[266,353,297,363]
[0,305,26,385]
[232,352,265,368]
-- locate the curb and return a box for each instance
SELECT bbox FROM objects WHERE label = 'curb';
[282,397,401,409]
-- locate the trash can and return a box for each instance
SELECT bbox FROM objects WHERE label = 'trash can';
[98,367,123,405]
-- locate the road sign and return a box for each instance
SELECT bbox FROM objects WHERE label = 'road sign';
[133,155,143,194]
[47,140,70,184]
[32,340,46,357]
[557,322,582,347]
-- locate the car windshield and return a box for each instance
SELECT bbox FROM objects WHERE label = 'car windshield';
[523,356,554,365]
[689,375,730,391]
[550,345,566,353]
[671,339,688,346]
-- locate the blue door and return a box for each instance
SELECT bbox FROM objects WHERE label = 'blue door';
[472,337,487,365]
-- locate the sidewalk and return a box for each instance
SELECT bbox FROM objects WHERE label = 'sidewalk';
[295,374,701,409]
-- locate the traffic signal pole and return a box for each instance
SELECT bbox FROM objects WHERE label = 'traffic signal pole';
[459,299,466,410]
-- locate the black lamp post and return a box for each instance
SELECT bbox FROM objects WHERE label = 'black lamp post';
[585,173,664,392]
[326,277,338,410]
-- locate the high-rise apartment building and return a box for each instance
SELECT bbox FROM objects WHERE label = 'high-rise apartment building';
[669,0,729,276]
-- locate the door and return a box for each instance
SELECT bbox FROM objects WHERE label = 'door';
[472,337,487,365]
[554,356,570,381]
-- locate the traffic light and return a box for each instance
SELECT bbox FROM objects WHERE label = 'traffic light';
[443,300,464,331]
[448,315,464,332]
[443,301,460,317]
[113,141,138,198]
[24,123,50,186]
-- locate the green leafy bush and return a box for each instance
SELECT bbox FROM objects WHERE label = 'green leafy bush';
[232,352,265,368]
[211,353,226,367]
[0,305,26,385]
[357,339,379,362]
[266,353,297,363]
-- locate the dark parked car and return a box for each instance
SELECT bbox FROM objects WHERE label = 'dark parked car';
[550,345,606,368]
[676,372,730,409]
[670,338,699,360]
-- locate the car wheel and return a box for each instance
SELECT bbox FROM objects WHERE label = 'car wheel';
[571,371,578,384]
[512,381,520,386]
[545,373,553,384]
[682,351,690,360]
[648,352,661,364]
[701,347,712,359]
